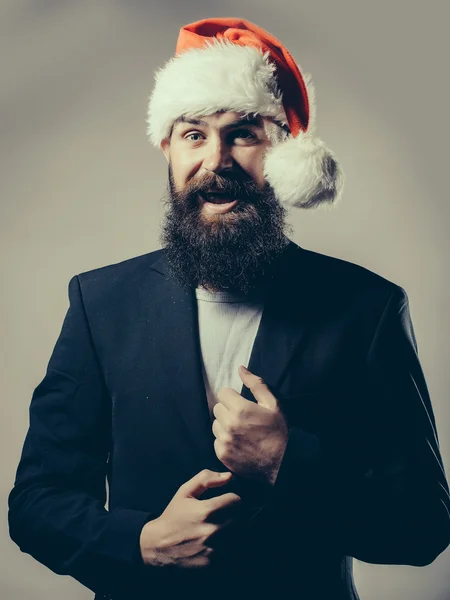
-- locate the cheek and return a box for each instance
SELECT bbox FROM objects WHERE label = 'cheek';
[169,159,189,190]
[254,165,267,188]
[239,148,267,188]
[171,151,199,189]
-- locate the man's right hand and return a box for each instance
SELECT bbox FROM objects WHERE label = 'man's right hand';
[139,469,242,568]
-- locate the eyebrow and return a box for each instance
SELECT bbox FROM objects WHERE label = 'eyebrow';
[173,114,264,131]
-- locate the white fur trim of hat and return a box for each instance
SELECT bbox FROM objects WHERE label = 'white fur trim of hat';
[147,36,344,209]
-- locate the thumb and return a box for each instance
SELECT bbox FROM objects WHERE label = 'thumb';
[238,365,279,411]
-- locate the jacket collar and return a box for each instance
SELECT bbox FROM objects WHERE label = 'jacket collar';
[146,238,313,470]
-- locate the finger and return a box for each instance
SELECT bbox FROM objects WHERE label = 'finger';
[180,469,232,498]
[211,417,228,440]
[212,400,231,423]
[201,492,242,515]
[238,365,279,410]
[216,386,247,411]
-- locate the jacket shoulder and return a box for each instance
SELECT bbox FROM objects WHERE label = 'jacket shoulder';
[295,244,408,303]
[73,248,165,297]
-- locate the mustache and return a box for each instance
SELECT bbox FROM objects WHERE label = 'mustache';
[182,171,260,200]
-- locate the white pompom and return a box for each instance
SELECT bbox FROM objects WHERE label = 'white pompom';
[263,132,345,209]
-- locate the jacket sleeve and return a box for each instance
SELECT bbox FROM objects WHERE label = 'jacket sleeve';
[256,285,450,566]
[8,275,158,595]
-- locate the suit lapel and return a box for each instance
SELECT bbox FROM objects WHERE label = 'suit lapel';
[147,240,312,468]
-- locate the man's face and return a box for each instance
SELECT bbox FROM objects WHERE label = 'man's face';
[158,111,292,295]
[162,111,270,209]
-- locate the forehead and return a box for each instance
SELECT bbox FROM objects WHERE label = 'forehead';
[172,111,265,130]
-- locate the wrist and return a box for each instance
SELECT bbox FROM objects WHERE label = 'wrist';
[139,517,163,566]
[268,433,289,486]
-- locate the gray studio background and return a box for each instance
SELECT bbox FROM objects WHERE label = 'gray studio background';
[2,1,450,599]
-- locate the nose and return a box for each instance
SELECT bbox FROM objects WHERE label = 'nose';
[202,137,233,173]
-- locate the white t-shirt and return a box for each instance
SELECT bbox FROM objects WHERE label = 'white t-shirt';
[194,285,265,422]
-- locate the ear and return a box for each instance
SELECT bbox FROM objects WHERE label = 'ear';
[160,137,170,163]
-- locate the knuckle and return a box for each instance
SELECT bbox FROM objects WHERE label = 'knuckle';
[236,407,246,420]
[228,419,239,434]
[223,432,233,445]
[217,447,227,461]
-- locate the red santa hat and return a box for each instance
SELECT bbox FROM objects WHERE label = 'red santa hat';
[147,17,344,209]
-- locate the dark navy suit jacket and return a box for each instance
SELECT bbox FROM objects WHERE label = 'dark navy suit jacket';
[8,240,450,599]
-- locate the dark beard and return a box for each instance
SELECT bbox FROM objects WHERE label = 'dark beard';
[158,165,293,295]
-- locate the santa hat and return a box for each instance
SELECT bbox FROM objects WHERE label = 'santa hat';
[147,17,344,209]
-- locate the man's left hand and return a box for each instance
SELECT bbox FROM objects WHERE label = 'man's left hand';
[212,365,289,486]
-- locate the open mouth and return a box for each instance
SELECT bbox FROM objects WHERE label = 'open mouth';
[201,191,236,204]
[198,191,239,214]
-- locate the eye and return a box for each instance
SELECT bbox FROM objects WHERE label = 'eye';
[232,129,256,140]
[229,129,259,144]
[184,132,204,142]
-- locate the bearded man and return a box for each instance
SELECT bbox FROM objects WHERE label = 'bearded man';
[8,17,450,600]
